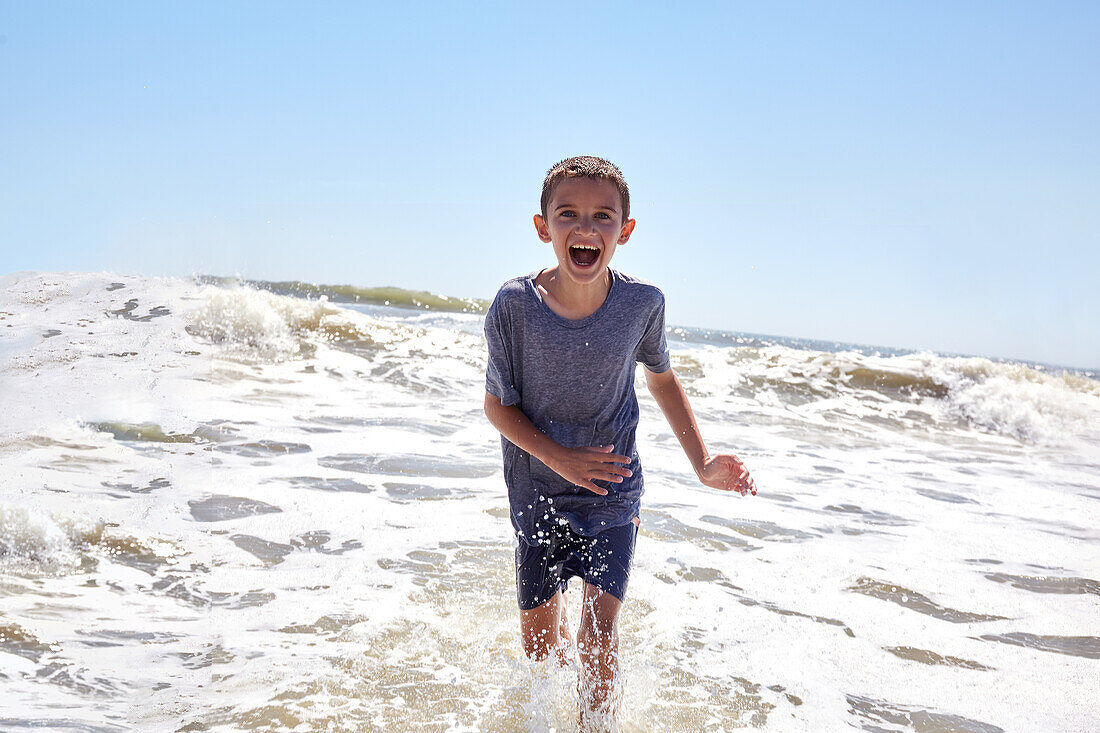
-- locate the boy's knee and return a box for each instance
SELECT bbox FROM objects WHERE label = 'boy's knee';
[579,616,618,646]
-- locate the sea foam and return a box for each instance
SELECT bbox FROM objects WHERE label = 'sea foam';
[0,270,1096,731]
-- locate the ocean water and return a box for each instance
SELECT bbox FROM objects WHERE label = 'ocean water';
[0,270,1097,732]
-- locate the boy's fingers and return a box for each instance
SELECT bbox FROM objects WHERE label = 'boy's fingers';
[582,481,608,496]
[729,477,751,493]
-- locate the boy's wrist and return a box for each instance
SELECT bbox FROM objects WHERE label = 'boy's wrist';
[536,440,564,470]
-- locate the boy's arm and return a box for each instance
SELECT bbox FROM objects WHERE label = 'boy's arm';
[643,367,756,496]
[483,392,633,496]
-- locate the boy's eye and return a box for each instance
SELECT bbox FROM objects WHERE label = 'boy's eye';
[595,212,611,220]
[559,211,576,218]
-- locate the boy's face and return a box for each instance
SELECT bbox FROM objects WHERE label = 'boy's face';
[533,177,636,288]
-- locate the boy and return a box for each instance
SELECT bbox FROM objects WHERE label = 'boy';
[483,156,755,728]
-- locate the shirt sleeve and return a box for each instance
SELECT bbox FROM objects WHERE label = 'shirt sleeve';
[484,295,522,406]
[636,293,671,373]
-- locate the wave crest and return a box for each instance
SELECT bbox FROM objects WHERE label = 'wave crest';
[0,503,104,574]
[927,356,1100,444]
[680,346,1099,445]
[186,285,410,361]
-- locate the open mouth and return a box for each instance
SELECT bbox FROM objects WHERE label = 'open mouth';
[569,244,600,268]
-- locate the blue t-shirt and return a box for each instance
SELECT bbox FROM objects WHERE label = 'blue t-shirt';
[484,268,671,544]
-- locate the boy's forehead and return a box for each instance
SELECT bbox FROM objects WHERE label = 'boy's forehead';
[549,177,622,210]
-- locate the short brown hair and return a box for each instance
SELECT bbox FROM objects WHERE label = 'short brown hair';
[540,156,630,221]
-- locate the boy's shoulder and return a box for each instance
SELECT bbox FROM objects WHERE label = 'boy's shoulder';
[613,269,666,308]
[488,272,536,310]
[494,272,533,295]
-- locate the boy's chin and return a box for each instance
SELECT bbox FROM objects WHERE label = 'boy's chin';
[561,256,608,278]
[563,264,607,283]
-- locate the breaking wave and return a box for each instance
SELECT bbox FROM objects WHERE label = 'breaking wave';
[0,502,105,574]
[185,284,419,362]
[183,277,1098,446]
[675,346,1099,445]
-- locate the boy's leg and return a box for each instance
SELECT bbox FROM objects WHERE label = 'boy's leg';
[520,589,570,663]
[577,582,623,724]
[558,591,573,656]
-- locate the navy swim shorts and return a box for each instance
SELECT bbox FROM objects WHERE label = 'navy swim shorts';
[515,519,638,611]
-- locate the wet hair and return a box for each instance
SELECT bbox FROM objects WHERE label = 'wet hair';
[540,156,630,221]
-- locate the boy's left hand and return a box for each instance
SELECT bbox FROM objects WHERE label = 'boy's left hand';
[698,455,756,496]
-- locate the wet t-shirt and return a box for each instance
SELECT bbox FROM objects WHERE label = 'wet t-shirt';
[484,268,671,544]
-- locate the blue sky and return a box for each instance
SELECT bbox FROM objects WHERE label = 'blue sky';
[2,2,1097,369]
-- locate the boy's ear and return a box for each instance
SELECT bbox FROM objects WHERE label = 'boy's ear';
[617,218,636,245]
[533,214,552,243]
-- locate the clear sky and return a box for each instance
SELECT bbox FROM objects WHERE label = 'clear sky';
[2,2,1097,369]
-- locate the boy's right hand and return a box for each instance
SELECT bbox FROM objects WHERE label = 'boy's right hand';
[545,444,633,496]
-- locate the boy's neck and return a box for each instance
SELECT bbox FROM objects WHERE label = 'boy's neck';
[535,266,612,321]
